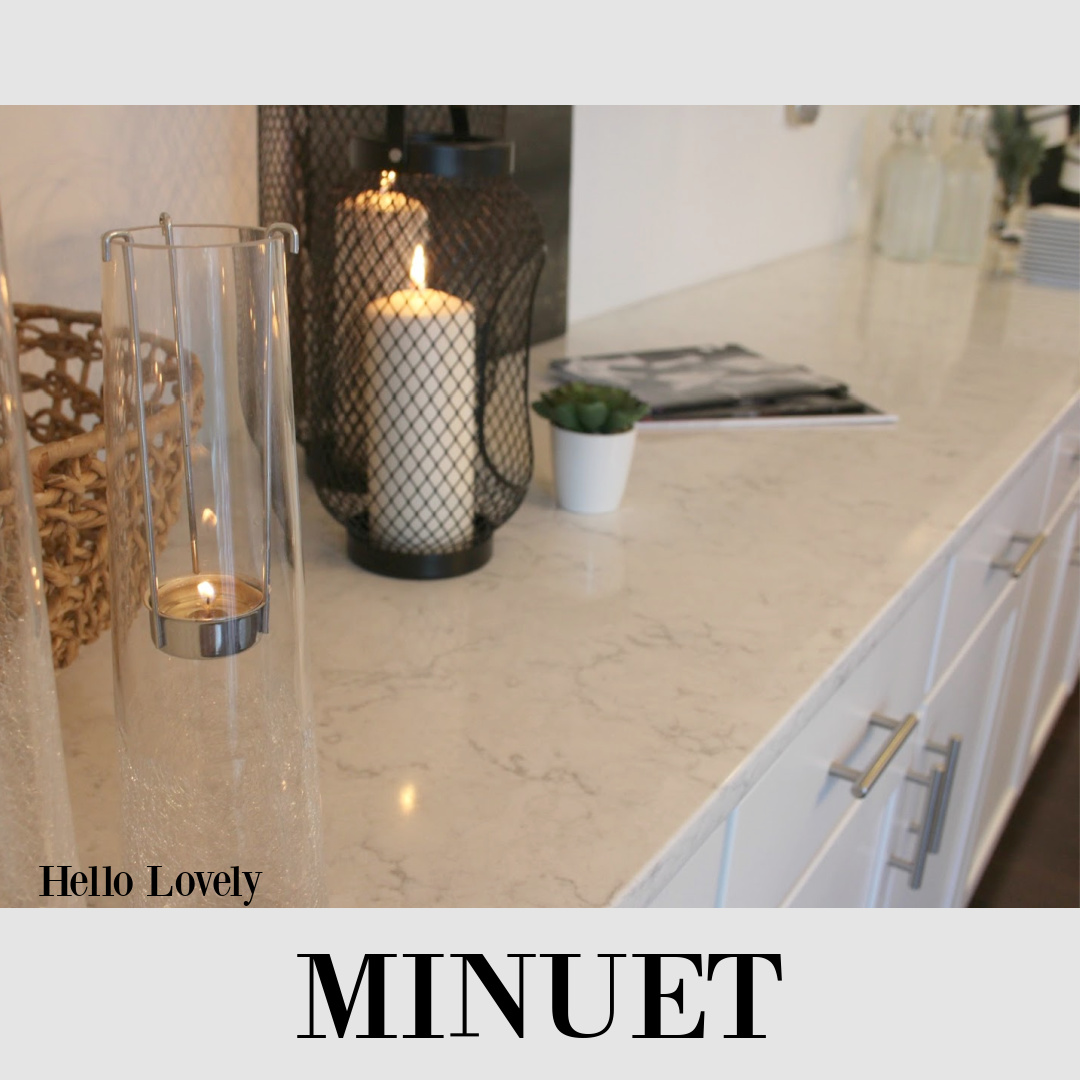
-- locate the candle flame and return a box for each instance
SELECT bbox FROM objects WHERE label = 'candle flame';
[197,579,216,604]
[201,508,218,527]
[410,244,426,290]
[379,169,396,193]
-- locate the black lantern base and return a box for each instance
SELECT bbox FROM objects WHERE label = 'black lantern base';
[346,521,493,580]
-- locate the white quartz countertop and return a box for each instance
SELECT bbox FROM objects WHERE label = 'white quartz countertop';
[57,241,1080,906]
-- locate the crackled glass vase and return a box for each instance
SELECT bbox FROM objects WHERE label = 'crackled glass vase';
[0,201,81,906]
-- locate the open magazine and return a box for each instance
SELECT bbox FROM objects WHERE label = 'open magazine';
[547,344,896,430]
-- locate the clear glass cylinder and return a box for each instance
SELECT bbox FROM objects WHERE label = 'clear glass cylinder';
[870,107,912,245]
[100,222,326,906]
[0,203,81,906]
[936,108,996,264]
[876,107,944,262]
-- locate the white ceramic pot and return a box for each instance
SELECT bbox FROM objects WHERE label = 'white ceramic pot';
[550,424,637,514]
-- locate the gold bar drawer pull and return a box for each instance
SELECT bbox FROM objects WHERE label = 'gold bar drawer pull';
[990,532,1046,578]
[828,712,919,798]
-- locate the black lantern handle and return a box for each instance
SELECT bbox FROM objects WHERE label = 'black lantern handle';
[449,106,470,138]
[386,105,471,147]
[368,107,511,178]
[386,106,406,162]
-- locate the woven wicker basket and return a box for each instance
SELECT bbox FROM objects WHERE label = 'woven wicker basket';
[10,303,201,669]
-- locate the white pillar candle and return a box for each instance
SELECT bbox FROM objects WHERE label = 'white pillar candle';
[362,246,477,552]
[334,171,429,299]
[333,172,429,476]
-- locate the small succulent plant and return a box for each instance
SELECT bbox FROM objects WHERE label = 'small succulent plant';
[532,381,649,435]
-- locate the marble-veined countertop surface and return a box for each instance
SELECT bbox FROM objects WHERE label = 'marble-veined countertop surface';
[56,241,1080,906]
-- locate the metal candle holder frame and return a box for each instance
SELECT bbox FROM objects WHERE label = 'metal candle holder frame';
[301,109,545,581]
[101,215,300,660]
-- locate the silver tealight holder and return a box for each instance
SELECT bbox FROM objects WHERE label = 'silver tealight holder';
[101,214,296,659]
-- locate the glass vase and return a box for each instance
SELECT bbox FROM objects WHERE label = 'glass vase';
[0,201,81,906]
[100,218,326,906]
[875,107,944,262]
[935,107,996,265]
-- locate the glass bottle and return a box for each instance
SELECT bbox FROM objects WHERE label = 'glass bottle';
[876,107,944,261]
[870,107,912,242]
[100,218,326,906]
[936,107,996,264]
[0,201,82,906]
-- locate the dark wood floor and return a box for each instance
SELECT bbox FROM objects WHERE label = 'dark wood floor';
[969,681,1080,907]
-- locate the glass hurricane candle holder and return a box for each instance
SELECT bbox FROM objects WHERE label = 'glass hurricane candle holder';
[100,216,326,906]
[0,201,81,906]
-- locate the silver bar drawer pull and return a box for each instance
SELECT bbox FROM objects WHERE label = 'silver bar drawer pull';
[924,737,962,853]
[828,712,919,798]
[991,532,1046,578]
[889,765,946,890]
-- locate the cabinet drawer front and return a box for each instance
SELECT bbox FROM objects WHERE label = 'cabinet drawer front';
[783,779,903,908]
[1045,410,1080,523]
[1025,501,1080,773]
[722,566,946,907]
[977,484,1080,849]
[880,594,1020,908]
[934,437,1055,682]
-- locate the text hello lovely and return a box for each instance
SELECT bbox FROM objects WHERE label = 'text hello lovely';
[40,864,262,905]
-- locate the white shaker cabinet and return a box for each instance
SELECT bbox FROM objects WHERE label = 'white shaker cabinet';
[1029,503,1080,767]
[930,437,1056,684]
[718,564,947,907]
[645,393,1078,910]
[880,591,1022,908]
[969,482,1079,877]
[1020,428,1080,773]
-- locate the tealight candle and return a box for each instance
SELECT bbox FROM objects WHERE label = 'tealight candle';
[362,244,477,552]
[151,573,265,659]
[155,574,264,621]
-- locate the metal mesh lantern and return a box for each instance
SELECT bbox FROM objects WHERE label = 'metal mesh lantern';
[258,106,508,448]
[262,106,545,579]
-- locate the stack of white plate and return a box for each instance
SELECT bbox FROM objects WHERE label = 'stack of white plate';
[1020,204,1080,289]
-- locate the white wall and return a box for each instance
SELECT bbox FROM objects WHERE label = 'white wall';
[567,105,883,324]
[0,105,908,328]
[0,106,258,311]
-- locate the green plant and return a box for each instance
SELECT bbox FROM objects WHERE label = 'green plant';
[532,381,649,434]
[987,106,1047,214]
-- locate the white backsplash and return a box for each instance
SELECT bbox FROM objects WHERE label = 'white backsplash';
[0,105,258,311]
